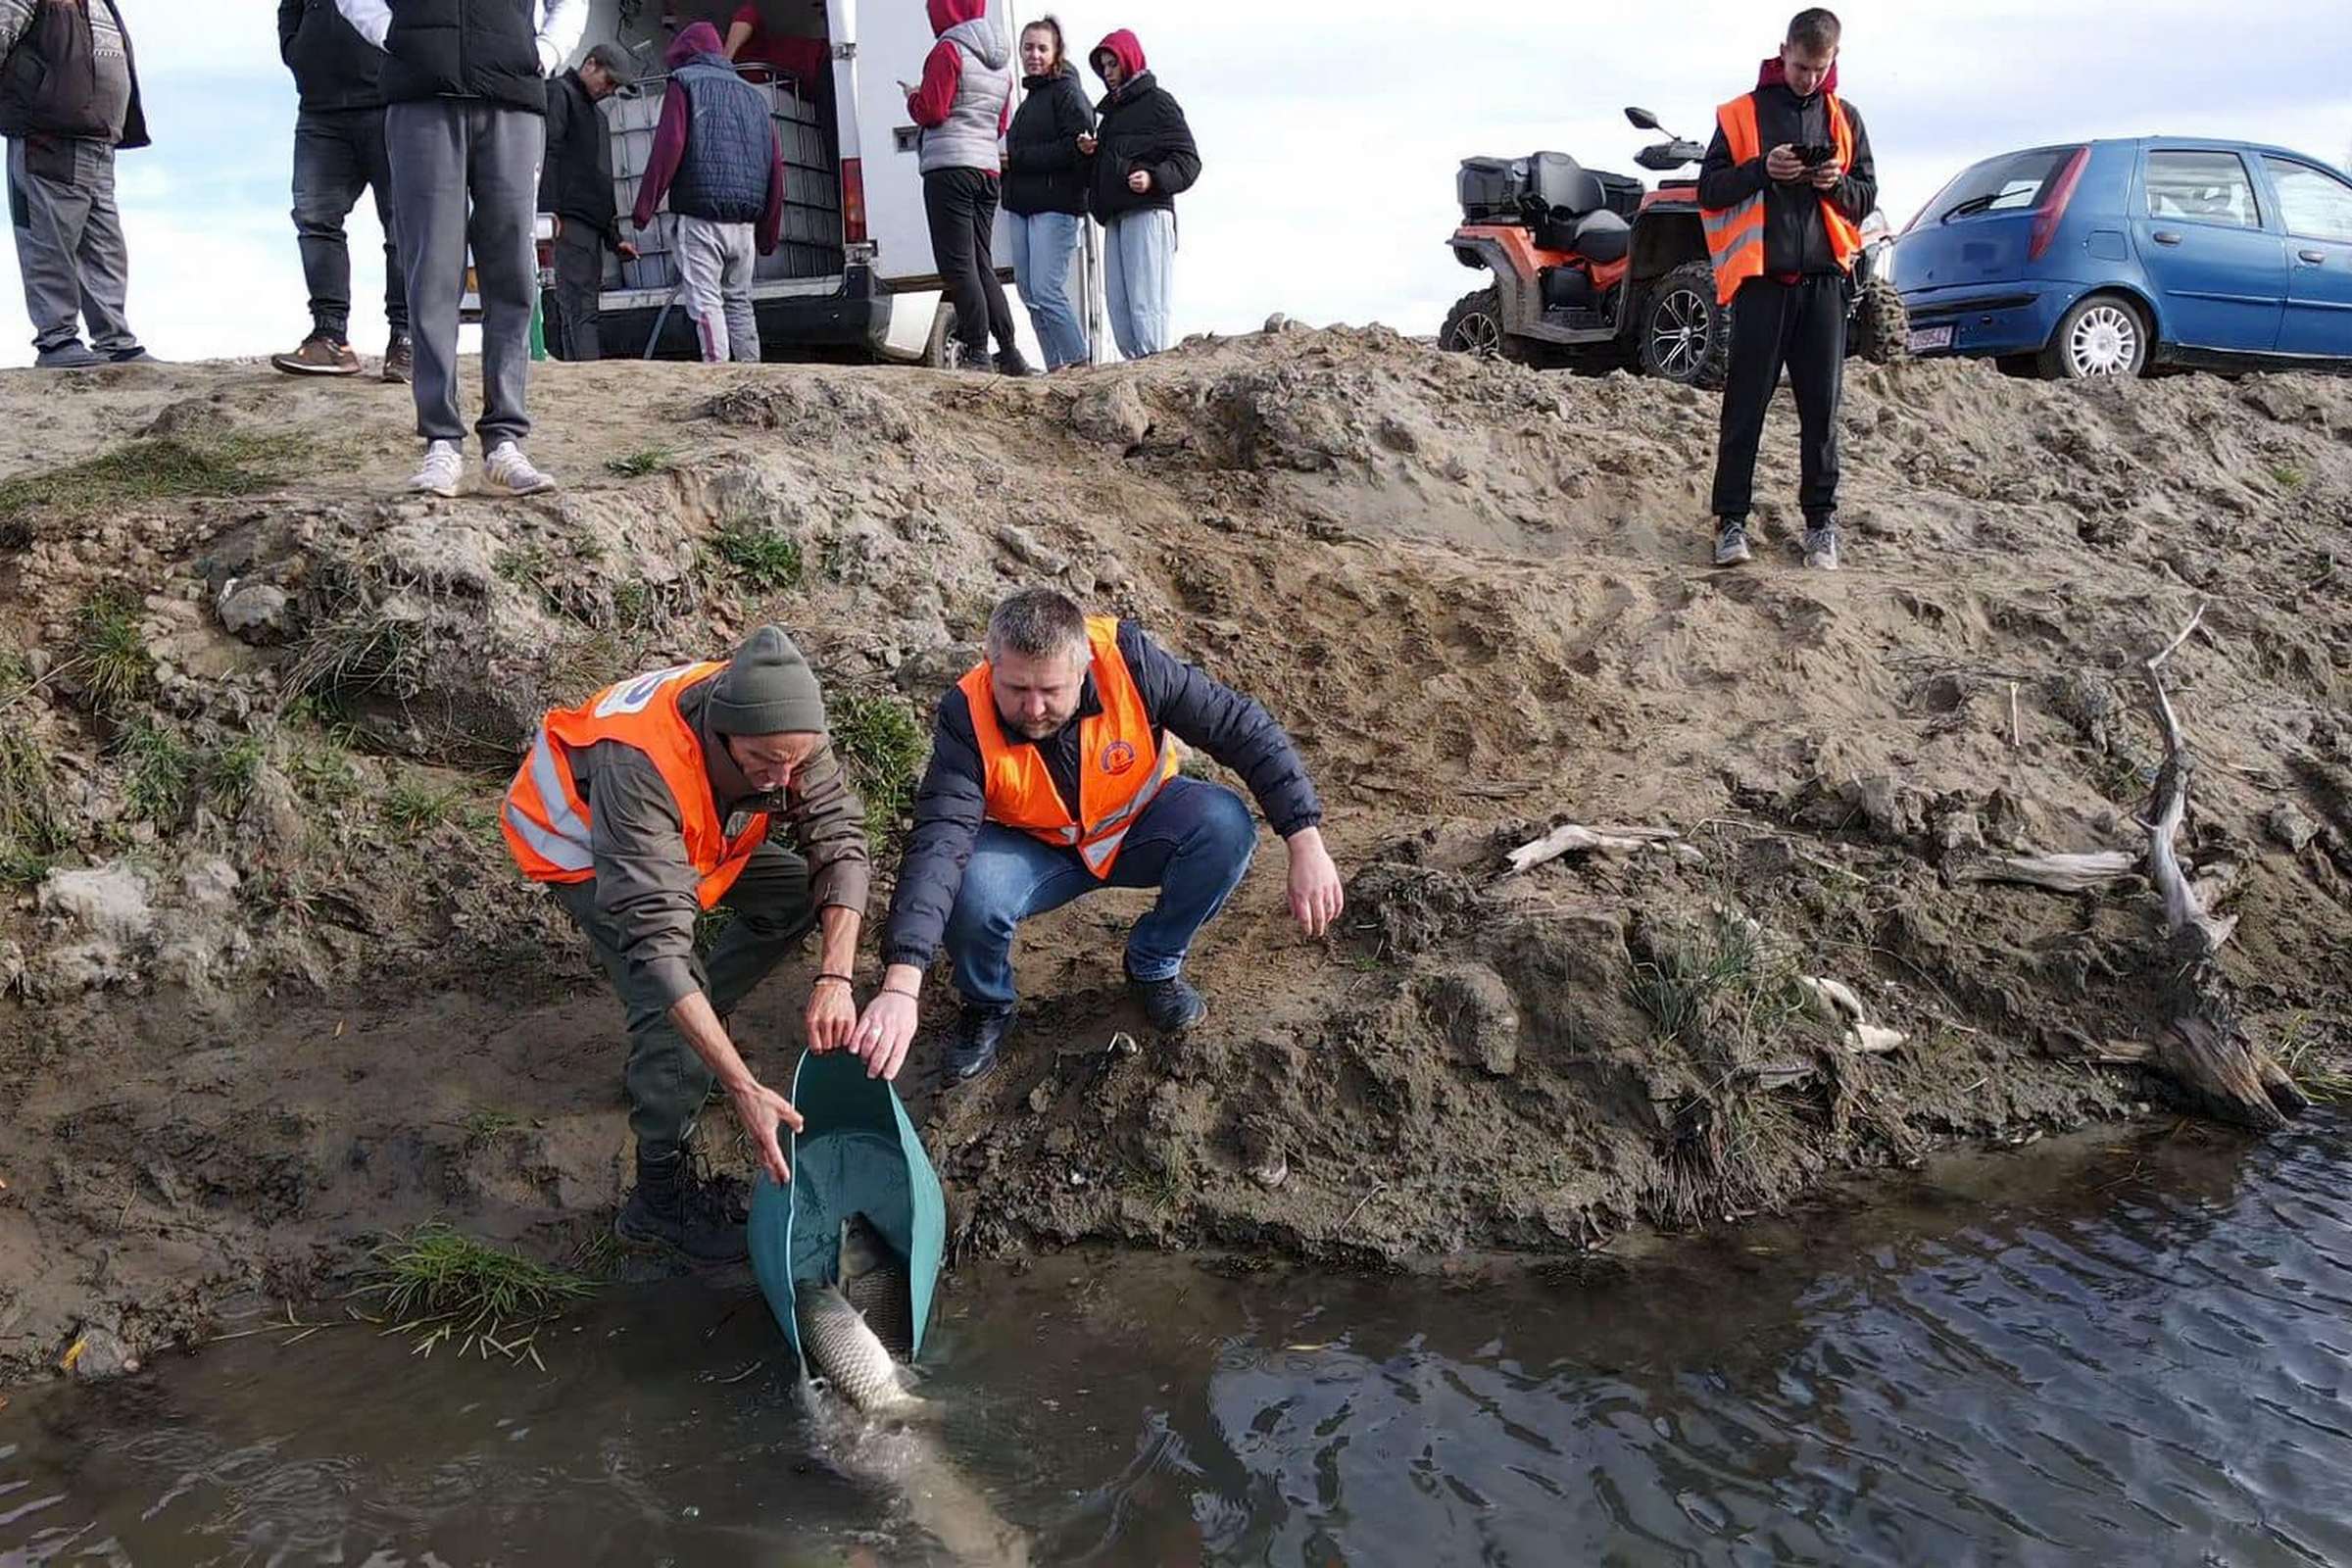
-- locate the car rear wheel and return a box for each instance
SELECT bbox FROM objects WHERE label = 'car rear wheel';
[2038,294,2148,380]
[1638,261,1729,388]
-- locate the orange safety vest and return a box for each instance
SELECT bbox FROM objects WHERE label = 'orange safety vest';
[1701,91,1863,307]
[960,615,1180,879]
[501,661,770,908]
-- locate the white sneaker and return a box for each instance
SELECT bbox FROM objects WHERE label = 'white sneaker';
[483,441,557,497]
[408,439,462,498]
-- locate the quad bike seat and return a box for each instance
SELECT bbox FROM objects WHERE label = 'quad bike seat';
[1571,209,1632,265]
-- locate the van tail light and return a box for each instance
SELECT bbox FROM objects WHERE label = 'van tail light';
[2029,147,2090,261]
[841,158,867,244]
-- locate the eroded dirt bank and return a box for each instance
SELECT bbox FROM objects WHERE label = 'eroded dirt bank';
[3,328,2349,1384]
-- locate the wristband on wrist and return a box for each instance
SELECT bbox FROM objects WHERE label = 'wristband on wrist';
[882,984,919,1001]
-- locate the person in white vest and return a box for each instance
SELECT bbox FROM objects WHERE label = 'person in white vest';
[903,0,1029,375]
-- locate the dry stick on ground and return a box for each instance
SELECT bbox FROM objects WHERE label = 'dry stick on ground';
[1960,849,2139,893]
[1503,822,1693,875]
[2135,603,2305,1130]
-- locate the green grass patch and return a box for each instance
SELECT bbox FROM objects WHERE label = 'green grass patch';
[2272,463,2309,492]
[830,691,926,846]
[1628,910,1810,1054]
[382,777,460,834]
[694,905,736,950]
[711,526,804,592]
[494,543,550,585]
[289,735,361,808]
[203,734,268,820]
[461,1108,533,1144]
[114,715,194,827]
[0,724,70,884]
[604,447,676,479]
[74,592,148,714]
[0,435,295,527]
[356,1222,593,1367]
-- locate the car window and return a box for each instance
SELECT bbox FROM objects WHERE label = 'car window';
[2264,158,2352,243]
[2144,151,2263,228]
[1923,147,2082,223]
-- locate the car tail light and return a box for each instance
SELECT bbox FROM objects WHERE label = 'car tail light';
[2029,146,2090,261]
[841,158,867,244]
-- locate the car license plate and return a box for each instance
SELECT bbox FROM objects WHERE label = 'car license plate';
[1908,325,1953,353]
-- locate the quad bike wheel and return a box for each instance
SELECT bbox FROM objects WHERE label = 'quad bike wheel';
[1638,261,1729,387]
[1849,270,1909,365]
[1439,286,1536,365]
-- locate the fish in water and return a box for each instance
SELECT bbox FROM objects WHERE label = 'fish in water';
[797,1213,926,1416]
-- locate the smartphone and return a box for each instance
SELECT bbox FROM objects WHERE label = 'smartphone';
[1794,143,1838,168]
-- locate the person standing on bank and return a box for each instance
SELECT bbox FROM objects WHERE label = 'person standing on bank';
[540,42,637,363]
[502,628,873,1264]
[273,0,413,382]
[904,0,1028,375]
[1002,16,1092,371]
[1698,7,1876,572]
[847,589,1346,1087]
[0,0,151,369]
[632,21,787,365]
[1079,28,1196,362]
[334,0,583,499]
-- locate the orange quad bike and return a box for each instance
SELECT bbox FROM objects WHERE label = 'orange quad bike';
[1440,107,1905,386]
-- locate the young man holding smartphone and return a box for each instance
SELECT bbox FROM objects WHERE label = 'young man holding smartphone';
[1696,8,1878,571]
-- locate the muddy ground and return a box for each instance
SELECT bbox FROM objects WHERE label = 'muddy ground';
[3,327,2349,1385]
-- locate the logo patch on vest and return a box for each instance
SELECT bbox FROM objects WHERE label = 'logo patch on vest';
[1102,740,1139,776]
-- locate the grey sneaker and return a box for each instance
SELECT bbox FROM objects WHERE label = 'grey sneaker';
[1713,517,1753,567]
[35,343,104,369]
[408,439,463,498]
[482,441,557,496]
[1802,521,1841,571]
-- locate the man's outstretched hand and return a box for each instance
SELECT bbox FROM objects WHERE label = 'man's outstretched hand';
[726,1075,805,1185]
[1286,826,1345,938]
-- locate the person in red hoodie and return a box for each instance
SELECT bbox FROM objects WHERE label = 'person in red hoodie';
[633,21,789,363]
[903,0,1026,373]
[1077,28,1198,359]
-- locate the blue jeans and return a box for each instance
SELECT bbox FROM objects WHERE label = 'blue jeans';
[1004,209,1089,368]
[1102,207,1176,360]
[944,777,1257,1009]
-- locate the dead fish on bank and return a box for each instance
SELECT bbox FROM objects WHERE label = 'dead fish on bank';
[796,1212,929,1417]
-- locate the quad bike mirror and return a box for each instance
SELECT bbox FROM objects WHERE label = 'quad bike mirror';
[1624,107,1660,131]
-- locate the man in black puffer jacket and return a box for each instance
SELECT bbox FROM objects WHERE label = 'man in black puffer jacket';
[1079,26,1197,360]
[1002,17,1093,369]
[273,0,411,382]
[540,42,636,362]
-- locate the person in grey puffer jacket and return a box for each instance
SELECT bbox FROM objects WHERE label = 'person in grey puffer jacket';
[904,0,1028,374]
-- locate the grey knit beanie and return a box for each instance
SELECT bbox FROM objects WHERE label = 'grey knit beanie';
[707,625,827,736]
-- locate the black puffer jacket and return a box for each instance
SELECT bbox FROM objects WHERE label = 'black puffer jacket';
[379,0,546,115]
[538,69,616,244]
[1084,37,1198,222]
[276,0,382,112]
[881,620,1323,971]
[1003,65,1092,218]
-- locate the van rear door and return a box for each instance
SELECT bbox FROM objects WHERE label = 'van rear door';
[842,0,1017,290]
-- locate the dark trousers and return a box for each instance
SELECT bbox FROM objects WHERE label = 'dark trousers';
[550,220,605,362]
[1710,273,1847,520]
[292,107,407,342]
[551,842,817,1160]
[922,167,1016,363]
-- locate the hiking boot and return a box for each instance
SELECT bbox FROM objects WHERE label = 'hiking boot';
[1802,519,1841,571]
[408,439,463,498]
[483,441,557,497]
[943,1003,1015,1086]
[34,343,103,369]
[271,334,361,377]
[994,348,1035,377]
[1127,968,1208,1034]
[614,1150,748,1266]
[381,335,413,384]
[1712,517,1753,567]
[106,347,156,365]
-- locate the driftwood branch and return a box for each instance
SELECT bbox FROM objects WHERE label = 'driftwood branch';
[1960,850,2138,893]
[1503,822,1699,875]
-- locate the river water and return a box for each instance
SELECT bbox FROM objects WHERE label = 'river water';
[6,1114,2352,1567]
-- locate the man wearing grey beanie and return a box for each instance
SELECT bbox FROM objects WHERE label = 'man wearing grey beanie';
[501,625,871,1265]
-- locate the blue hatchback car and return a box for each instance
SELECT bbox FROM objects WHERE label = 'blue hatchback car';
[1889,137,2352,378]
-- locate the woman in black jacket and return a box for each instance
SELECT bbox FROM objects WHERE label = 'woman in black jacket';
[1079,26,1198,359]
[1002,17,1094,369]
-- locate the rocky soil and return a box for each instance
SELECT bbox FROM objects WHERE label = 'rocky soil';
[3,328,2349,1386]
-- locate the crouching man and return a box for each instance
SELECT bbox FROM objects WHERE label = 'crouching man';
[848,588,1345,1085]
[502,628,870,1264]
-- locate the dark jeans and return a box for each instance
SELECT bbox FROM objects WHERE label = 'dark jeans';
[922,167,1016,363]
[1710,272,1847,520]
[551,842,817,1160]
[943,777,1259,1009]
[550,220,605,362]
[292,107,407,342]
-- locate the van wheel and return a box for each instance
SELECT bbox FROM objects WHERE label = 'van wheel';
[2038,294,2148,380]
[1440,286,1526,362]
[1638,261,1729,387]
[922,301,961,368]
[1850,272,1909,364]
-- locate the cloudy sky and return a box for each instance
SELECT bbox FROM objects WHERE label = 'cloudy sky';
[2,0,2347,367]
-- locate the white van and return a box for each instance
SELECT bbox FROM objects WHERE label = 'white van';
[560,0,1018,363]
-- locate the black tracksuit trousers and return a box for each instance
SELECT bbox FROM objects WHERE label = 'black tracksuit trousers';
[1710,273,1847,521]
[923,168,1018,365]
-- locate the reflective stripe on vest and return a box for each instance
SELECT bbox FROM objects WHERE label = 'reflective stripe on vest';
[959,616,1181,880]
[501,661,770,908]
[1701,91,1862,307]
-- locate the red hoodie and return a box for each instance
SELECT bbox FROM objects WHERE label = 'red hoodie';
[1091,28,1146,87]
[906,0,1009,135]
[1756,54,1838,95]
[635,22,788,254]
